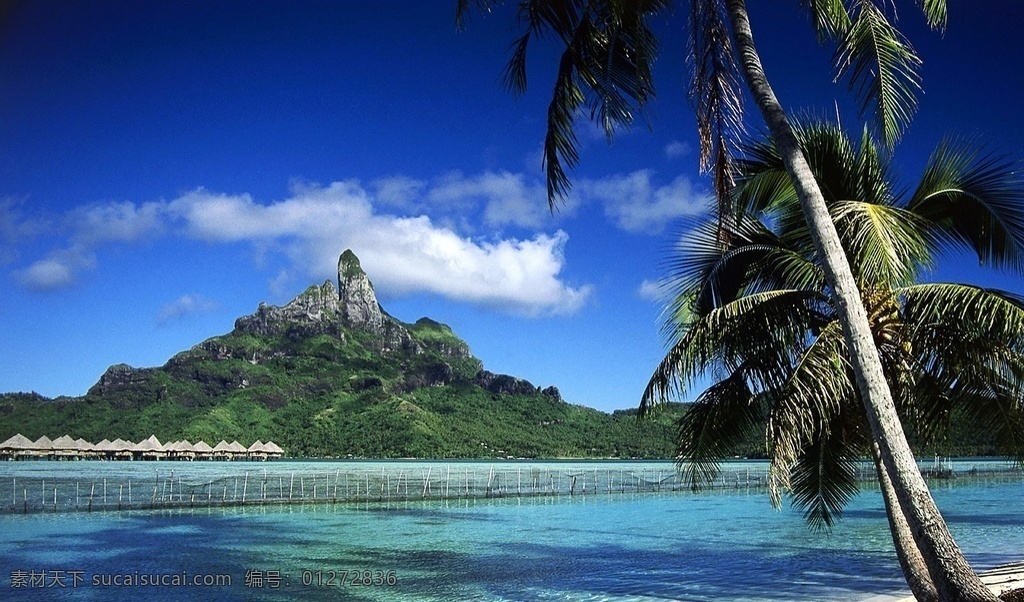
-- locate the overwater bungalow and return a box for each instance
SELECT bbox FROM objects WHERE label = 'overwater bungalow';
[264,441,284,459]
[1,433,283,460]
[110,438,134,460]
[51,435,80,459]
[75,438,96,459]
[167,440,196,461]
[192,440,214,460]
[248,440,268,460]
[31,435,54,459]
[211,440,232,461]
[228,440,248,460]
[0,433,34,460]
[133,435,166,461]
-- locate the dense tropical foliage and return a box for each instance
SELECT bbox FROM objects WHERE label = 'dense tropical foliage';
[641,121,1024,529]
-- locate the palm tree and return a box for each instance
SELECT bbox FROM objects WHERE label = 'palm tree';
[641,121,1024,601]
[456,1,1012,598]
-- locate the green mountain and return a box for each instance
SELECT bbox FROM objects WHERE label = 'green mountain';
[0,250,684,458]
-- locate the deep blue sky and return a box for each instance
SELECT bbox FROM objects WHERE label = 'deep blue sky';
[2,1,1023,413]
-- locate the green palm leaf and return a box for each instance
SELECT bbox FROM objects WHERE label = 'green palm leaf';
[675,372,762,490]
[908,138,1024,270]
[789,421,865,531]
[833,1,921,148]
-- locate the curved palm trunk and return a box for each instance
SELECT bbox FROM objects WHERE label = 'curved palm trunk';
[723,1,995,600]
[871,440,939,602]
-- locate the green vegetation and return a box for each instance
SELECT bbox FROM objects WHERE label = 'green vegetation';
[0,295,685,458]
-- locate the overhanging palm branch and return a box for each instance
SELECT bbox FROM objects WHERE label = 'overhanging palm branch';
[650,119,1024,531]
[908,138,1024,270]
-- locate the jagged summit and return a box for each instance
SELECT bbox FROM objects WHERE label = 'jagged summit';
[337,249,384,334]
[231,251,471,360]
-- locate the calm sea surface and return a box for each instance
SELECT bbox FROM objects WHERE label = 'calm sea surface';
[0,460,1021,602]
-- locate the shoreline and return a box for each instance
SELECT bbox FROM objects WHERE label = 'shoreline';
[862,562,1024,601]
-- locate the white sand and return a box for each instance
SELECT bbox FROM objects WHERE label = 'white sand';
[861,562,1024,601]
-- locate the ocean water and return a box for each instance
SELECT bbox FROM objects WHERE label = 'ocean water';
[0,461,1020,602]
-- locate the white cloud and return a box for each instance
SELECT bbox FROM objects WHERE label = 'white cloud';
[664,140,692,159]
[71,200,164,244]
[428,170,556,229]
[371,176,426,211]
[168,181,591,316]
[638,278,671,303]
[14,248,95,292]
[157,294,219,324]
[580,171,709,234]
[10,175,600,315]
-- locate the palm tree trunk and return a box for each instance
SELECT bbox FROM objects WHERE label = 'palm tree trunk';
[871,440,939,602]
[723,1,996,600]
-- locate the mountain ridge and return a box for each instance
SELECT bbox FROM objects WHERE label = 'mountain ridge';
[0,251,684,458]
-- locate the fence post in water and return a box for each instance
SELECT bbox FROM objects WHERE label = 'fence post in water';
[118,484,122,510]
[422,467,431,497]
[242,472,249,504]
[53,485,57,511]
[445,465,450,498]
[88,482,95,512]
[334,470,339,500]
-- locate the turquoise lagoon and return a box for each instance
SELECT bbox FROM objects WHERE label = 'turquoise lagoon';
[0,460,1021,602]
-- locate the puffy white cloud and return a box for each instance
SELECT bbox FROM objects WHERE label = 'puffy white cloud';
[371,176,427,211]
[428,170,557,229]
[157,294,219,324]
[664,140,692,159]
[14,249,95,292]
[71,200,164,244]
[638,278,671,302]
[9,174,604,315]
[581,170,709,234]
[165,181,591,316]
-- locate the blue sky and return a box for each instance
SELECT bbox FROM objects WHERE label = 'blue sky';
[2,1,1023,413]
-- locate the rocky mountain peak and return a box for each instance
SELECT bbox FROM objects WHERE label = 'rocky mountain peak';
[337,249,385,334]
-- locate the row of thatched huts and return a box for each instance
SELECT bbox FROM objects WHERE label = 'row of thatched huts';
[0,434,284,461]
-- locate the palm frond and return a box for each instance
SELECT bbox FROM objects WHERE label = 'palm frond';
[916,0,947,31]
[675,371,763,490]
[800,0,852,41]
[767,320,852,505]
[907,138,1024,271]
[642,289,829,414]
[789,423,864,531]
[831,200,932,287]
[689,0,744,221]
[833,0,921,149]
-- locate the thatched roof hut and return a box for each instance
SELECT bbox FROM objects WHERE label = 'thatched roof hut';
[133,435,166,460]
[228,441,248,456]
[0,433,34,451]
[263,441,284,458]
[110,438,134,459]
[51,435,80,458]
[247,440,267,460]
[0,433,35,459]
[167,440,196,460]
[30,435,54,457]
[192,440,213,456]
[212,440,232,459]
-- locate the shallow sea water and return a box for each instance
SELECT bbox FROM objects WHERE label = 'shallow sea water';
[0,462,1020,602]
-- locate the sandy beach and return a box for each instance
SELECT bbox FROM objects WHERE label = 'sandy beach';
[862,562,1024,601]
